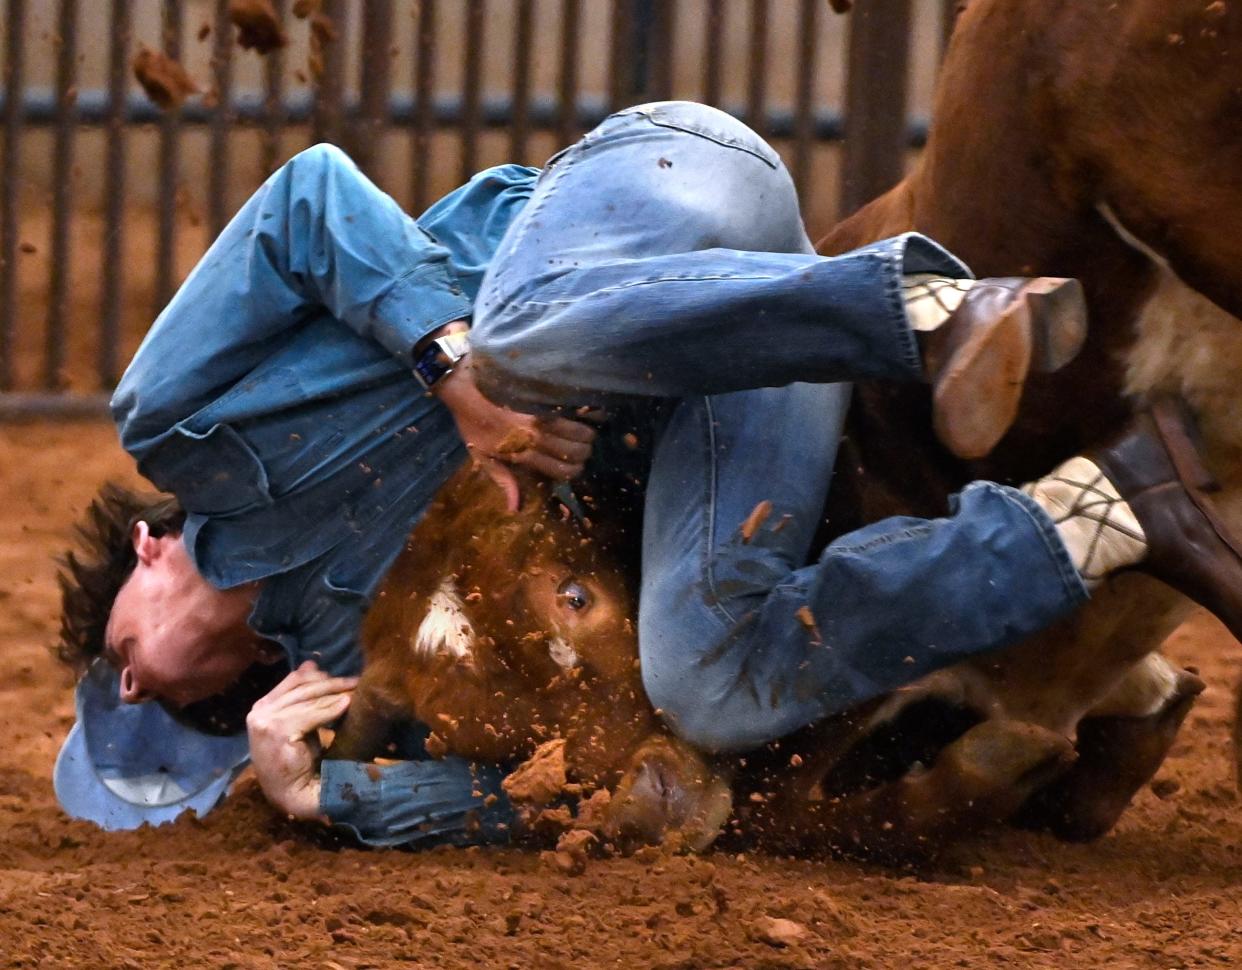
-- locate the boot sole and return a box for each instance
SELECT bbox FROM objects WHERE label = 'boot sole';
[934,278,1087,459]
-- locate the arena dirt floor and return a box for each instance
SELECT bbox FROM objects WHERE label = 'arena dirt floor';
[0,421,1240,969]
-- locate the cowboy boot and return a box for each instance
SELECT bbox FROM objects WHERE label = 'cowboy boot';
[1086,396,1242,642]
[920,277,1087,459]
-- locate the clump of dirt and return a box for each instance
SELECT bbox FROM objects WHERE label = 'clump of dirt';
[545,828,597,876]
[228,0,288,53]
[739,498,773,542]
[753,914,809,948]
[307,12,339,80]
[501,738,567,806]
[132,47,200,110]
[494,426,537,456]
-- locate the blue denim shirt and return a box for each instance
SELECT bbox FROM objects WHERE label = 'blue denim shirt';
[110,151,541,844]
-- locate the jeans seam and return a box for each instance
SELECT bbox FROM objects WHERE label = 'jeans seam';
[883,243,925,376]
[700,396,743,627]
[831,523,936,555]
[492,140,585,294]
[623,106,781,169]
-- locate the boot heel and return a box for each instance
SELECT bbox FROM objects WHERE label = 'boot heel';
[1024,278,1087,372]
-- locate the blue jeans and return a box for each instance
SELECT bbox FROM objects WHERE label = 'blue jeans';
[472,102,1089,753]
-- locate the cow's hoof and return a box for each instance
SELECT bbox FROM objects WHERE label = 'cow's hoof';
[864,719,1074,859]
[932,719,1077,815]
[1013,667,1204,841]
[604,736,732,853]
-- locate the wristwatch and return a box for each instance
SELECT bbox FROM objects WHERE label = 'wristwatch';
[412,330,471,391]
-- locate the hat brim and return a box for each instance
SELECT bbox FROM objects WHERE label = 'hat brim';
[53,661,251,831]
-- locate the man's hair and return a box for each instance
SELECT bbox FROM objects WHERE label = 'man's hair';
[56,482,185,674]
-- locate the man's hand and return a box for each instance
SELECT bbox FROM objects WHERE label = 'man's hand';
[246,660,358,820]
[430,329,598,511]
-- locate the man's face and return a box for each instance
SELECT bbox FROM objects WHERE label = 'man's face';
[104,523,265,707]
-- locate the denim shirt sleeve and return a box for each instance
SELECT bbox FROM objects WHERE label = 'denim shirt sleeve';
[319,756,514,848]
[255,144,475,368]
[112,144,475,460]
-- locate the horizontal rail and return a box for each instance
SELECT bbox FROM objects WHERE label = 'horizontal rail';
[0,392,112,421]
[2,89,931,146]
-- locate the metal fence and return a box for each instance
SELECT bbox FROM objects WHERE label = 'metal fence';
[0,0,952,417]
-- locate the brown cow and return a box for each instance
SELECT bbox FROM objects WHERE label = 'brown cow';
[812,0,1242,840]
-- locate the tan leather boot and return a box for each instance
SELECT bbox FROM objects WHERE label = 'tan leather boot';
[922,277,1087,459]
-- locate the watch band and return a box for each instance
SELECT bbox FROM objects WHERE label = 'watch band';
[413,330,471,391]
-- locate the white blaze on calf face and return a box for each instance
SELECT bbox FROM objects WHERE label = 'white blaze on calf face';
[547,636,580,671]
[411,577,476,664]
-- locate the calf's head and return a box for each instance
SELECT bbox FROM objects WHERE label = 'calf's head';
[341,462,731,850]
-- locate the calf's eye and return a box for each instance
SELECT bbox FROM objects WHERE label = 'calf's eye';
[556,578,592,612]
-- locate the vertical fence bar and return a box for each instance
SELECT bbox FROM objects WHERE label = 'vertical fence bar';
[557,0,581,146]
[410,0,437,213]
[702,0,724,107]
[260,0,287,174]
[650,0,674,102]
[46,0,80,390]
[99,0,131,389]
[311,0,347,145]
[208,0,235,238]
[459,0,485,184]
[155,0,184,316]
[0,0,28,390]
[509,0,534,164]
[745,0,768,138]
[791,0,818,205]
[352,0,393,177]
[629,0,656,103]
[607,0,634,111]
[839,0,911,217]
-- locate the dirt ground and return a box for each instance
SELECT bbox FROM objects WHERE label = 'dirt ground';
[0,421,1239,970]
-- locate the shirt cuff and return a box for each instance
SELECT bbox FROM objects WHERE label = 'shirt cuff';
[319,757,514,848]
[371,262,475,369]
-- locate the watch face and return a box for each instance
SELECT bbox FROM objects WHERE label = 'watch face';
[413,332,469,390]
[413,342,452,389]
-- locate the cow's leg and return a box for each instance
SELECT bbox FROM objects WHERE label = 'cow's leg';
[1014,656,1204,841]
[323,671,410,762]
[759,720,1074,861]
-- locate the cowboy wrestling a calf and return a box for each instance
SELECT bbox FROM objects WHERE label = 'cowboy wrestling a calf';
[52,103,1242,856]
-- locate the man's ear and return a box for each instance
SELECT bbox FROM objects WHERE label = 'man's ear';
[130,520,160,566]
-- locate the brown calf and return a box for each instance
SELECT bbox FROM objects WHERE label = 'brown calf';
[328,463,731,850]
